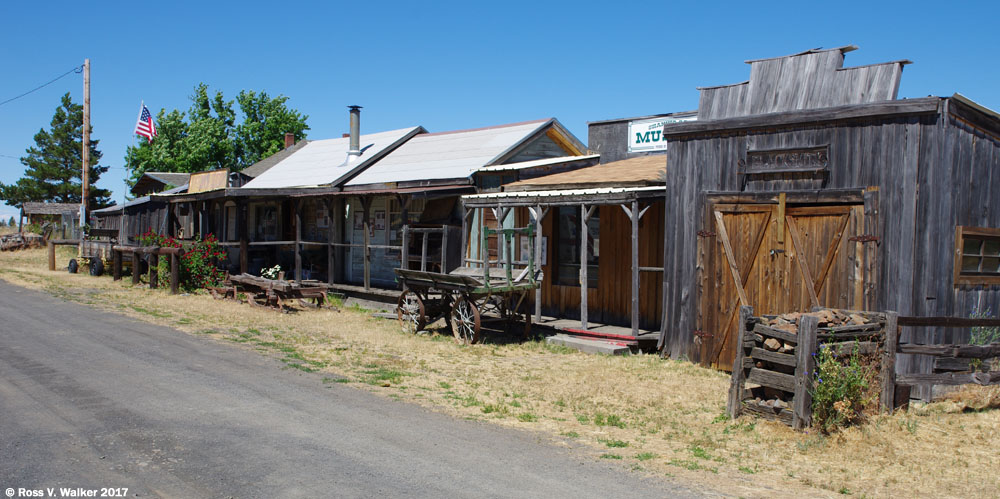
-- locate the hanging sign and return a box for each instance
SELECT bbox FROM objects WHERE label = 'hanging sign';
[628,116,696,153]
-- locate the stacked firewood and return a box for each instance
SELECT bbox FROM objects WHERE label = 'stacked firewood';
[746,309,878,414]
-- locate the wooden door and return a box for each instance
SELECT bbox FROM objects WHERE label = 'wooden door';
[699,203,866,369]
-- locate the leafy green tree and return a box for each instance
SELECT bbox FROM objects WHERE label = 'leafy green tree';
[0,93,112,209]
[124,83,308,188]
[7,216,14,227]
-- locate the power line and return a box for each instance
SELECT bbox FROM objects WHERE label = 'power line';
[0,65,84,108]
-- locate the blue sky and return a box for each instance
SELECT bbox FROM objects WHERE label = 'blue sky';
[1,0,997,221]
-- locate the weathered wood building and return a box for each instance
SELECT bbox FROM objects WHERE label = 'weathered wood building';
[149,113,591,300]
[462,156,666,339]
[648,47,1000,391]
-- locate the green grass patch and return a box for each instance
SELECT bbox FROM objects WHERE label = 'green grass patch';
[593,412,626,428]
[668,458,702,471]
[599,453,622,460]
[362,367,409,385]
[517,412,538,422]
[599,438,629,448]
[635,452,657,461]
[689,445,712,460]
[561,431,579,438]
[482,403,509,416]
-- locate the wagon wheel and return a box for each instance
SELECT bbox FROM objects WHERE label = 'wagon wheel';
[451,295,481,345]
[436,294,454,333]
[503,293,532,339]
[397,289,426,334]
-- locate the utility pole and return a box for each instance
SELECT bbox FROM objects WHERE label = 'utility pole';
[81,58,90,227]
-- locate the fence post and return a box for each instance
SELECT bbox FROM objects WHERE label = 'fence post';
[112,249,122,281]
[727,305,754,419]
[170,252,179,295]
[793,314,819,430]
[880,311,899,413]
[47,241,55,271]
[131,251,141,285]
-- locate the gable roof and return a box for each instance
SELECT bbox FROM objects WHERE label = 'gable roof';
[344,119,583,188]
[503,155,665,192]
[22,202,80,215]
[243,127,423,189]
[241,139,311,178]
[131,172,191,196]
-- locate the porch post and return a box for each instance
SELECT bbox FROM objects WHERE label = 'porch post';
[630,199,640,337]
[294,199,302,283]
[399,194,410,272]
[238,200,248,275]
[326,197,335,284]
[460,206,472,267]
[361,196,371,291]
[334,197,345,283]
[580,204,591,330]
[533,204,547,323]
[165,202,176,239]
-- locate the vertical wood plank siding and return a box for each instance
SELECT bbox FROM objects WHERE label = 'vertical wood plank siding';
[536,201,664,331]
[661,100,1000,379]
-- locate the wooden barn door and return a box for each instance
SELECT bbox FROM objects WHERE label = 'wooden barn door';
[699,202,866,370]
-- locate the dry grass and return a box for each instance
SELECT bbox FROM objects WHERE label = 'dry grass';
[2,246,999,498]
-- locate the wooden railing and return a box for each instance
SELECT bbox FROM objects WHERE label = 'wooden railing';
[891,316,1000,392]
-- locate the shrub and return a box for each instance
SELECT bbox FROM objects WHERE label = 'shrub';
[261,264,282,280]
[138,230,226,291]
[970,307,1000,346]
[810,343,877,433]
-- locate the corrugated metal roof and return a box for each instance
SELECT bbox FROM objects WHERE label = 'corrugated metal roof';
[503,155,665,191]
[243,127,421,189]
[464,185,664,200]
[241,139,310,178]
[344,119,552,186]
[477,154,600,172]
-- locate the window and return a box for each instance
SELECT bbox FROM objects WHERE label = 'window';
[955,226,1000,285]
[554,206,599,287]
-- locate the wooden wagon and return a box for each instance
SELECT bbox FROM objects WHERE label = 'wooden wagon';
[394,226,539,344]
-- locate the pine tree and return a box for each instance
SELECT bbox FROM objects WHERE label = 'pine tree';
[0,93,112,209]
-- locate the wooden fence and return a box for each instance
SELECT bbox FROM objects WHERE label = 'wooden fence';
[891,316,1000,401]
[727,307,896,429]
[729,308,1000,429]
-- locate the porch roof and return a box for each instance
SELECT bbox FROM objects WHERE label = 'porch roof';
[461,186,664,207]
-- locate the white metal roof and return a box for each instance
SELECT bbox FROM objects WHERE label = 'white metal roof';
[463,185,665,200]
[476,154,600,172]
[243,127,420,189]
[345,120,551,186]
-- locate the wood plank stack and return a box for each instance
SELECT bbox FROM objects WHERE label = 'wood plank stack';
[1,233,44,251]
[728,307,889,428]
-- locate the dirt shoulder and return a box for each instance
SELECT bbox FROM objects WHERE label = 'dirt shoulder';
[2,247,997,498]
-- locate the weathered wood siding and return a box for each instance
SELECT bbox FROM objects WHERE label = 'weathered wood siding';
[661,98,1000,397]
[700,49,904,120]
[536,201,664,330]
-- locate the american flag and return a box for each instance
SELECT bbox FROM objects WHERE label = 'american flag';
[134,104,157,143]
